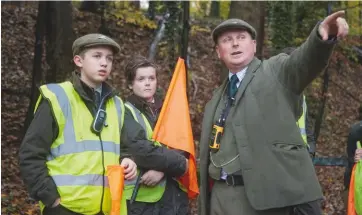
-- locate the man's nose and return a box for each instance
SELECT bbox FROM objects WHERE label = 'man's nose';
[232,38,239,47]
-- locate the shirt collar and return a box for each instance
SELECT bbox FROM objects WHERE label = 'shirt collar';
[228,67,248,82]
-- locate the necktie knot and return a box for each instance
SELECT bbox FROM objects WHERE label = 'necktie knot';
[228,74,239,98]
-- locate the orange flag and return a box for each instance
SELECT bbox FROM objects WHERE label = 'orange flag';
[348,164,357,215]
[152,57,199,199]
[107,165,125,215]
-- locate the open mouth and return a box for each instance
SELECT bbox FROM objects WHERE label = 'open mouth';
[231,51,242,55]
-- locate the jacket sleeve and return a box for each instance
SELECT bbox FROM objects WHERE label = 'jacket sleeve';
[273,23,337,94]
[344,122,362,189]
[120,108,187,177]
[18,99,60,207]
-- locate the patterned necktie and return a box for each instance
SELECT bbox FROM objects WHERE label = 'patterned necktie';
[228,74,239,98]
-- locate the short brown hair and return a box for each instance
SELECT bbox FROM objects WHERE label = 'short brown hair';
[125,55,158,86]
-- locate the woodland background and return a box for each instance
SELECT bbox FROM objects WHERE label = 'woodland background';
[1,1,362,215]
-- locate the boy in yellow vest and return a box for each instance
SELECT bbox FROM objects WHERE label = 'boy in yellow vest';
[343,107,362,212]
[19,34,188,215]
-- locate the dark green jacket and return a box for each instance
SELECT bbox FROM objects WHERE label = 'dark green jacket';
[199,25,336,214]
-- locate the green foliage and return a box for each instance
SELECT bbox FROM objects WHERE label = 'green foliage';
[340,1,362,36]
[293,1,327,46]
[107,8,157,29]
[165,1,182,71]
[219,1,230,19]
[268,1,295,50]
[190,25,210,36]
[268,1,328,49]
[190,1,210,19]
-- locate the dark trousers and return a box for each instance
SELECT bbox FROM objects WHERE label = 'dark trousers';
[210,180,322,215]
[127,178,188,215]
[43,205,104,215]
[43,205,80,215]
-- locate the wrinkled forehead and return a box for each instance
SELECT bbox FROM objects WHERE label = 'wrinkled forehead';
[218,29,253,39]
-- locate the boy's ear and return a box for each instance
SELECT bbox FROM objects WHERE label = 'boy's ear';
[73,55,83,67]
[128,85,133,90]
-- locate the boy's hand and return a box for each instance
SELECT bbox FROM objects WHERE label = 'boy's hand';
[183,158,189,175]
[121,158,137,180]
[51,198,61,208]
[140,170,164,186]
[355,148,362,162]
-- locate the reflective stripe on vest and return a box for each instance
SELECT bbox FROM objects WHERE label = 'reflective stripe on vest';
[37,82,124,215]
[297,95,308,146]
[124,102,166,203]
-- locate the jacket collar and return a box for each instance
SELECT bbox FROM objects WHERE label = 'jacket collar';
[126,93,163,113]
[71,71,117,103]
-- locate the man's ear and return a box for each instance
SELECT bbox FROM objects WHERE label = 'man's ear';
[73,55,83,67]
[128,85,133,90]
[215,45,221,59]
[253,40,257,54]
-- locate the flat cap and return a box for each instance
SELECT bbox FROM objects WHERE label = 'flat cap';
[212,19,257,43]
[72,33,121,56]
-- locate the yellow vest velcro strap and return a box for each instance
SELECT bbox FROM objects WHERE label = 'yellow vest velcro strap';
[48,140,120,160]
[52,174,136,187]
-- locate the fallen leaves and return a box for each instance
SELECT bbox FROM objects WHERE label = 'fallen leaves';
[1,2,362,215]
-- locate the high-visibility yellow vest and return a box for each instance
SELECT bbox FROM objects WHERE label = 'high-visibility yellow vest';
[124,102,166,204]
[36,81,125,215]
[297,95,308,147]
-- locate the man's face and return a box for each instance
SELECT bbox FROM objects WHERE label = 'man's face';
[73,46,113,88]
[130,66,157,103]
[216,30,256,73]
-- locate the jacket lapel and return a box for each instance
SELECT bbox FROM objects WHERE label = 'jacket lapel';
[233,58,261,106]
[204,78,228,127]
[199,78,228,157]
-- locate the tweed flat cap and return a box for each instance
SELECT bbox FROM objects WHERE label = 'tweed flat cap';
[212,19,257,43]
[72,33,121,56]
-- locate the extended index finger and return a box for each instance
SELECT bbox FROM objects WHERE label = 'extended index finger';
[324,10,345,24]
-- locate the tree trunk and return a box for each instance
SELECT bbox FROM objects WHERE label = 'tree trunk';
[165,1,180,75]
[180,1,190,96]
[147,1,157,19]
[130,0,140,10]
[210,1,220,18]
[80,1,99,13]
[98,1,111,36]
[45,1,75,83]
[23,1,47,135]
[229,1,265,58]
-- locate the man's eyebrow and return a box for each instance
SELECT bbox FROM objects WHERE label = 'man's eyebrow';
[92,51,113,57]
